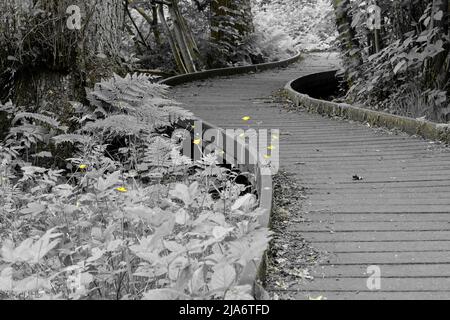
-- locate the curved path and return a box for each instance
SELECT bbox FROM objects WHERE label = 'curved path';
[170,53,450,300]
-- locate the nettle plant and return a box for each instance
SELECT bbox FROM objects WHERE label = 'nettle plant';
[0,74,271,300]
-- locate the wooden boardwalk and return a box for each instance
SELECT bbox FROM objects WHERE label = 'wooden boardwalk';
[170,53,450,300]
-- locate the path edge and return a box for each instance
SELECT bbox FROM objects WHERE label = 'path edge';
[159,52,302,86]
[177,118,273,299]
[284,70,450,144]
[164,53,303,299]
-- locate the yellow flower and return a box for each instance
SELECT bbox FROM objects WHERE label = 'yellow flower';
[116,187,128,193]
[242,116,251,122]
[267,145,276,151]
[193,139,202,145]
[79,164,88,170]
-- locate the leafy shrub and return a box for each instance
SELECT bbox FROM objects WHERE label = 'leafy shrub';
[252,0,338,53]
[336,0,450,122]
[251,13,297,61]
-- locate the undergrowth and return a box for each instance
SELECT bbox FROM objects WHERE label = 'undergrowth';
[0,74,271,300]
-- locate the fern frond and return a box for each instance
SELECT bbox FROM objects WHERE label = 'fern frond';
[142,136,175,168]
[52,134,91,145]
[13,112,60,128]
[0,100,16,114]
[85,73,192,130]
[162,106,194,123]
[82,115,151,136]
[7,124,47,143]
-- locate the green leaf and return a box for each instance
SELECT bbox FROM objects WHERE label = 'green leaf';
[212,226,234,240]
[96,171,121,192]
[13,276,52,293]
[175,208,190,225]
[393,60,407,74]
[210,263,236,291]
[0,267,13,292]
[142,288,189,300]
[0,228,62,264]
[20,202,46,216]
[224,285,254,300]
[231,194,257,212]
[169,183,192,205]
[12,112,60,128]
[189,265,206,295]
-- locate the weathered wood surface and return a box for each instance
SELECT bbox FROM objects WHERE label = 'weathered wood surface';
[170,52,450,300]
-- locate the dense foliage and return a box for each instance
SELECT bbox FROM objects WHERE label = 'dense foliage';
[0,75,271,300]
[333,0,450,122]
[253,0,337,52]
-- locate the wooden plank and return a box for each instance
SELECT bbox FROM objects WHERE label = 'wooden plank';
[272,290,450,300]
[322,251,450,265]
[290,221,450,232]
[302,231,450,242]
[310,241,450,253]
[303,213,450,222]
[269,277,450,292]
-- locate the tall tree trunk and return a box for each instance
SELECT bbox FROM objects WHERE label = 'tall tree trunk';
[370,0,383,54]
[155,1,199,74]
[168,0,197,73]
[151,3,162,46]
[0,0,125,122]
[158,4,188,74]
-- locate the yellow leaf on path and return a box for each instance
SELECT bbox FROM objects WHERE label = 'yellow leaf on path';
[193,139,201,145]
[242,116,251,121]
[116,187,128,193]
